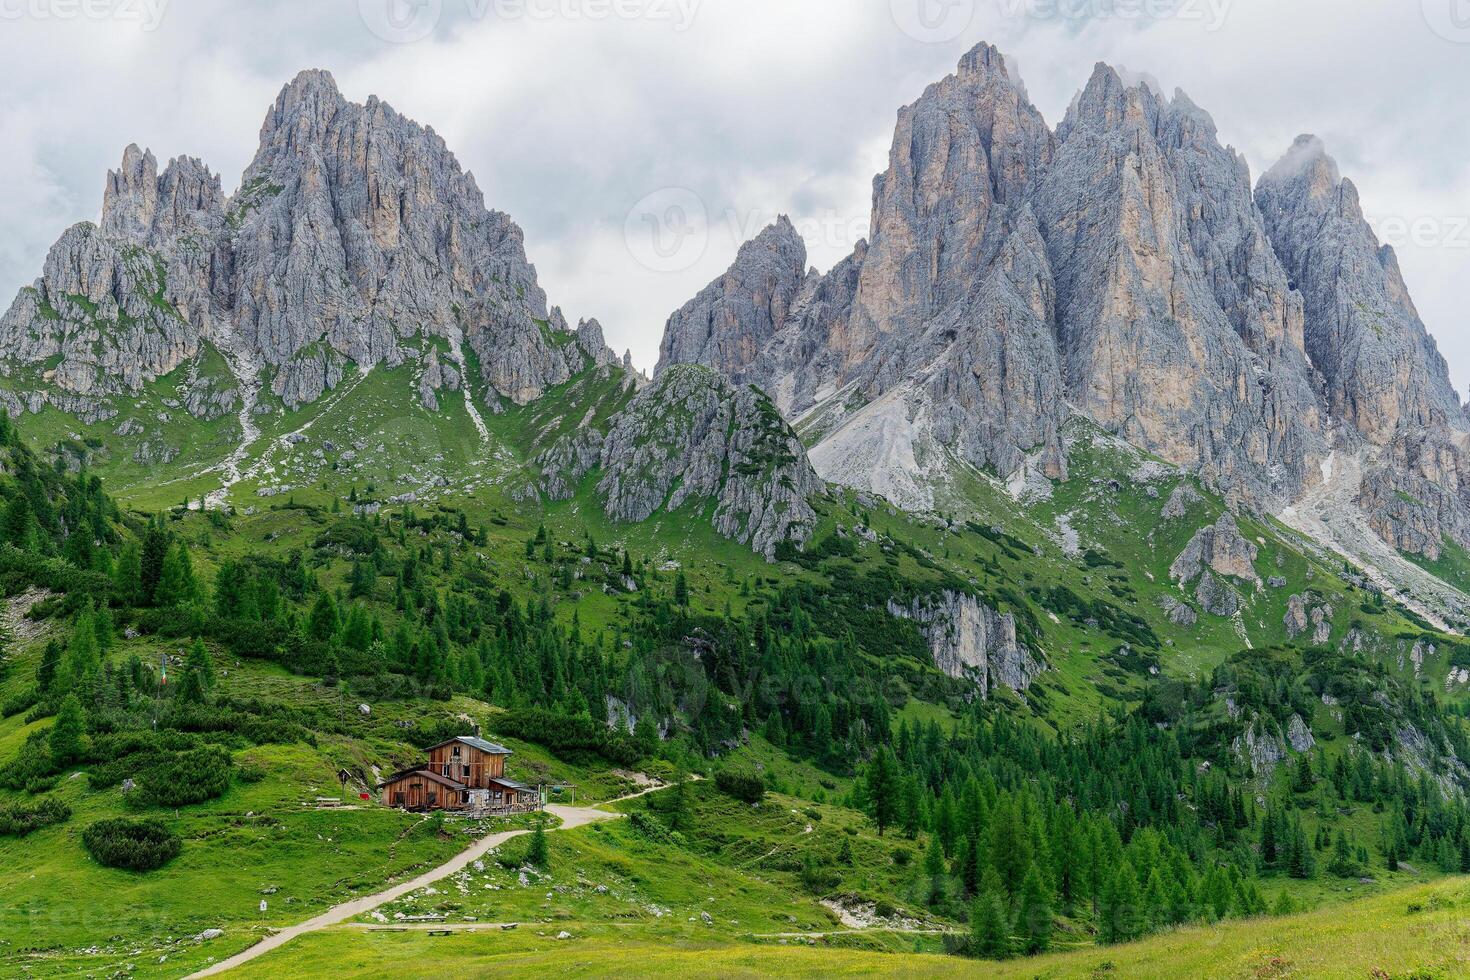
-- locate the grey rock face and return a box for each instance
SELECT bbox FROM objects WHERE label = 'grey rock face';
[0,222,205,403]
[1035,65,1325,508]
[1285,593,1334,644]
[1170,513,1259,584]
[417,347,461,411]
[1194,571,1240,617]
[570,365,822,558]
[656,44,1331,512]
[1258,135,1470,561]
[658,44,1066,506]
[1286,714,1316,753]
[1232,717,1286,776]
[656,216,809,377]
[887,590,1044,696]
[1162,596,1198,627]
[652,43,1470,596]
[1257,136,1462,443]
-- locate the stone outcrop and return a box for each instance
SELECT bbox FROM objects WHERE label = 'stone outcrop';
[656,216,809,378]
[539,365,823,558]
[887,590,1044,696]
[1257,134,1470,563]
[1170,513,1259,584]
[1284,593,1334,644]
[1232,717,1287,776]
[1286,713,1316,753]
[1161,483,1203,521]
[1194,571,1240,617]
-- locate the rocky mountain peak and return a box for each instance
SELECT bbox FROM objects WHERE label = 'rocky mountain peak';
[1260,134,1342,203]
[2,66,592,421]
[100,144,159,241]
[655,215,809,377]
[1257,135,1462,444]
[955,41,1020,87]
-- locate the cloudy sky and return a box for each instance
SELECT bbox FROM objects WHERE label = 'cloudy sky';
[1,0,1467,387]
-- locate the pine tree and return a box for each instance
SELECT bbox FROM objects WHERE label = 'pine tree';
[1099,862,1142,944]
[113,541,143,606]
[1328,831,1357,878]
[527,817,550,868]
[35,638,62,695]
[1017,863,1053,954]
[308,592,341,643]
[674,570,690,607]
[177,639,215,703]
[1260,803,1278,867]
[1287,817,1315,879]
[970,885,1012,960]
[62,604,100,690]
[139,523,169,606]
[157,542,200,606]
[865,747,900,836]
[49,693,86,765]
[899,775,923,839]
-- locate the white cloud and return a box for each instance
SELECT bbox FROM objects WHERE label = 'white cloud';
[0,0,1465,391]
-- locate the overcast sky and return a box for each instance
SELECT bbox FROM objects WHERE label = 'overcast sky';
[1,0,1467,388]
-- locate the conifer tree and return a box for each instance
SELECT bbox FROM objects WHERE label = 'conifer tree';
[864,747,899,836]
[527,817,550,868]
[49,693,86,765]
[971,882,1012,960]
[177,639,215,703]
[1017,863,1053,954]
[308,592,341,643]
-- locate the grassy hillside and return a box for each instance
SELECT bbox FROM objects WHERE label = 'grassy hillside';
[222,873,1470,978]
[2,367,1470,978]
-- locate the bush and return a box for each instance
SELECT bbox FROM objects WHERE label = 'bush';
[714,767,765,804]
[497,709,642,766]
[1,684,39,719]
[0,796,71,837]
[81,818,181,871]
[127,746,234,809]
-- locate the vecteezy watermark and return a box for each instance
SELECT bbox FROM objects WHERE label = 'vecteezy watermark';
[1422,0,1470,43]
[890,0,977,43]
[1370,214,1470,251]
[993,0,1231,32]
[359,0,700,44]
[0,0,168,30]
[359,0,442,43]
[625,187,869,275]
[624,187,709,274]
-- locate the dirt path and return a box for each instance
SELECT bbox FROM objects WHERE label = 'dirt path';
[187,783,676,978]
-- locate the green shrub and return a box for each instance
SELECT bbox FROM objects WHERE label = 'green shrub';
[714,767,765,804]
[0,796,71,836]
[81,818,181,871]
[497,708,642,766]
[126,746,234,808]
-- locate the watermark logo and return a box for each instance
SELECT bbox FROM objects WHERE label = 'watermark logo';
[360,0,700,43]
[0,0,169,30]
[994,0,1231,32]
[625,187,709,274]
[624,187,869,275]
[1422,0,1470,43]
[890,0,977,43]
[1370,213,1470,251]
[359,0,442,44]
